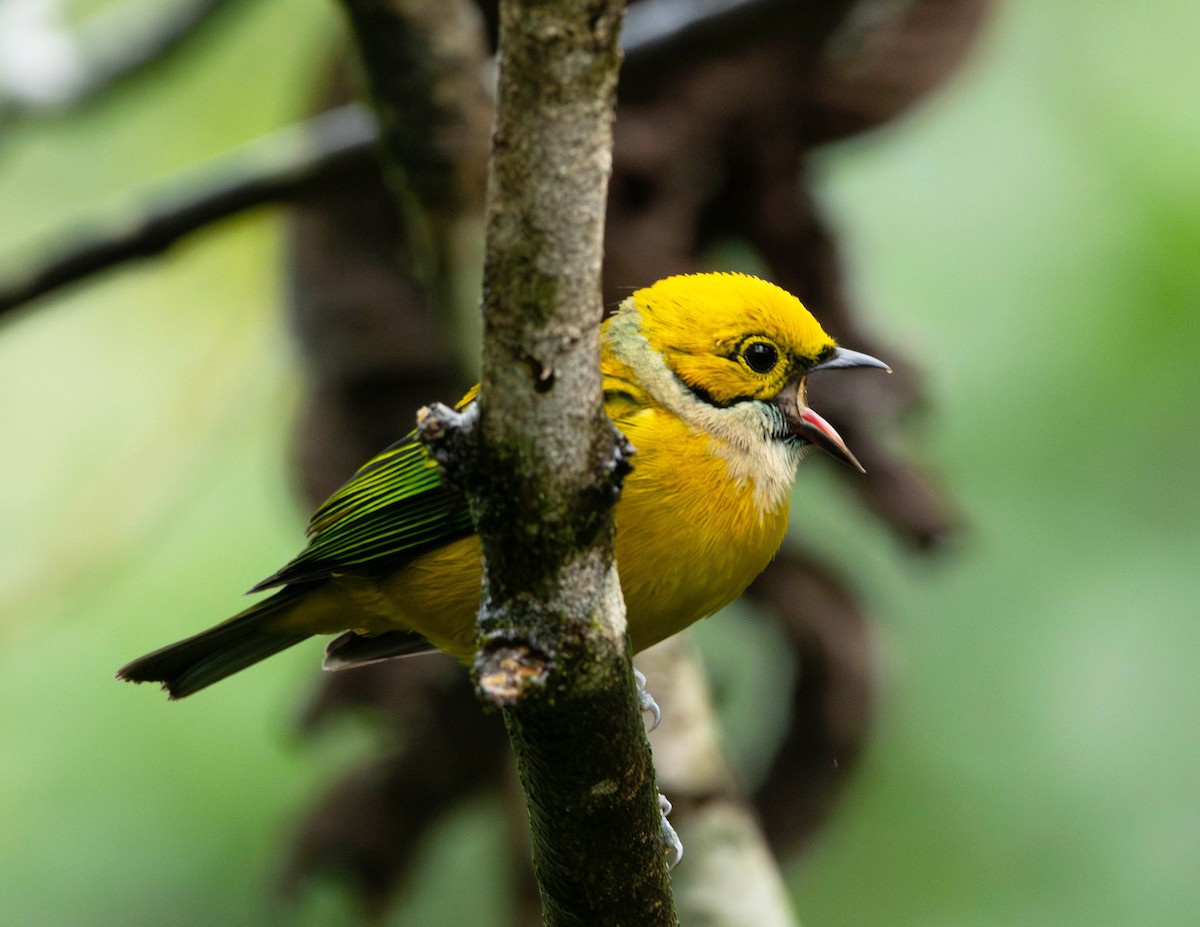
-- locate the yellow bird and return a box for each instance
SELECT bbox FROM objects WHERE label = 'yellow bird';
[119,272,887,698]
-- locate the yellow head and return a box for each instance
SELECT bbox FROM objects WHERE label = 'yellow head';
[604,272,889,473]
[624,272,837,405]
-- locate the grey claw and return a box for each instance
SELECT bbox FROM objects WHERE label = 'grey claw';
[633,667,662,731]
[658,791,682,869]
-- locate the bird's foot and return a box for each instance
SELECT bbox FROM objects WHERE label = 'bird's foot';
[633,667,661,731]
[659,792,683,869]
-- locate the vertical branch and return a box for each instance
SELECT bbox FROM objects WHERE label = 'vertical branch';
[337,0,493,357]
[638,635,801,926]
[419,0,677,923]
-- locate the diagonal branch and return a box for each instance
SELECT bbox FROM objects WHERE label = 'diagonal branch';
[0,0,804,320]
[0,104,376,320]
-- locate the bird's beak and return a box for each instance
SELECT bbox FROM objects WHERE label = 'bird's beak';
[774,347,890,474]
[809,347,892,375]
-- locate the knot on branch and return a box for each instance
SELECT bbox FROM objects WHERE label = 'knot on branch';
[475,638,551,708]
[416,400,479,485]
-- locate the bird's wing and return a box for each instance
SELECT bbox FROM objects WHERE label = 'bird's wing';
[254,381,644,593]
[249,430,473,591]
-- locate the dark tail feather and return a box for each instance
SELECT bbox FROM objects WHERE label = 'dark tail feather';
[322,629,434,670]
[117,588,313,699]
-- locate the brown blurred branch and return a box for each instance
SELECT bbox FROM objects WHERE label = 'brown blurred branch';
[0,0,845,322]
[745,551,876,855]
[336,0,491,305]
[639,635,801,926]
[620,0,850,95]
[279,653,512,917]
[0,0,986,328]
[0,104,376,320]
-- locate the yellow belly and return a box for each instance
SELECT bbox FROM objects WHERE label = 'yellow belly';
[316,408,790,661]
[610,407,791,651]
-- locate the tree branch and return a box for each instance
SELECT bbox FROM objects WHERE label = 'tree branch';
[415,0,676,922]
[335,0,493,374]
[0,104,376,320]
[639,635,801,926]
[620,0,831,93]
[0,0,801,319]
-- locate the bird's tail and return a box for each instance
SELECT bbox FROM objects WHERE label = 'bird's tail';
[117,587,313,699]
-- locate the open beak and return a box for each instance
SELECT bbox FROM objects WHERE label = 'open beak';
[774,347,890,474]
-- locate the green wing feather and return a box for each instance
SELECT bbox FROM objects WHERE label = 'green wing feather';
[250,429,473,591]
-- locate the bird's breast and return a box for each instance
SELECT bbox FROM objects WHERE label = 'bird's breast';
[613,407,793,651]
[369,406,794,659]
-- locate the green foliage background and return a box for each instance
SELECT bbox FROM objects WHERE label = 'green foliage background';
[1,2,1197,924]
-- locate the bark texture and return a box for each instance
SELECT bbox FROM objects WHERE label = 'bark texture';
[427,1,677,924]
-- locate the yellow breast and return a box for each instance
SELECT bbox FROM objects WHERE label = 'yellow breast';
[363,402,791,660]
[612,404,791,651]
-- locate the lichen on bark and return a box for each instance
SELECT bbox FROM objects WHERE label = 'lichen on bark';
[443,0,678,923]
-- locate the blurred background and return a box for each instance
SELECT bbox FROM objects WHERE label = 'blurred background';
[1,1,1198,925]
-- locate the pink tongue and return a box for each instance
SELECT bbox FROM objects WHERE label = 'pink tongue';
[798,407,865,473]
[800,407,846,446]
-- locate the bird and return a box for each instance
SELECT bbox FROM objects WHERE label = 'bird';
[118,272,888,699]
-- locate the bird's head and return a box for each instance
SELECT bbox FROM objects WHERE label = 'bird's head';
[605,272,889,471]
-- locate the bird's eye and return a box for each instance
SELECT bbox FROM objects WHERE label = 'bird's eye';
[742,340,779,374]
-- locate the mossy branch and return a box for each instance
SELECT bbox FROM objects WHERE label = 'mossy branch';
[343,0,675,921]
[417,1,677,921]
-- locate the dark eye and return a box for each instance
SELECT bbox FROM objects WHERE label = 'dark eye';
[742,341,779,374]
